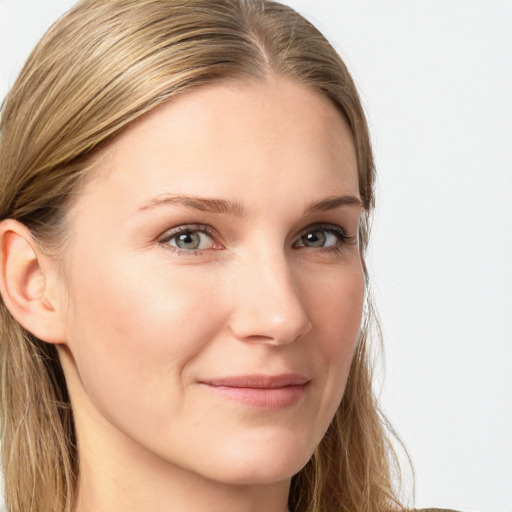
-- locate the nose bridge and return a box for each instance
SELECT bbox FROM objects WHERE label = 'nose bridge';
[228,242,312,344]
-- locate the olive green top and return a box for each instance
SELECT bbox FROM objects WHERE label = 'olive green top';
[414,509,461,512]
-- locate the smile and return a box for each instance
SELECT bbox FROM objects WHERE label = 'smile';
[199,374,310,410]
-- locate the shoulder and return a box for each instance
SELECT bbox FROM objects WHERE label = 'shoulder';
[411,509,462,512]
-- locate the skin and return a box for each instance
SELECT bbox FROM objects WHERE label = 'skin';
[2,77,365,512]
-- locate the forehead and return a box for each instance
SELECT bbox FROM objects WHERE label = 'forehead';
[77,78,359,214]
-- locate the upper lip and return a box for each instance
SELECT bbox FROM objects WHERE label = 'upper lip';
[199,373,310,389]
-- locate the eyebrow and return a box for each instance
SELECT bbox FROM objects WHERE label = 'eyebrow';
[139,194,246,216]
[303,195,364,215]
[138,193,363,216]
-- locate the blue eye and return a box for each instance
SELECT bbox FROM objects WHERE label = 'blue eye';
[161,226,217,252]
[294,225,351,249]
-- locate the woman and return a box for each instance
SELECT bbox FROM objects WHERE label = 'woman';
[0,1,455,511]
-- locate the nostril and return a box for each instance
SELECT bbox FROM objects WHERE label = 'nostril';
[229,308,312,346]
[243,334,279,343]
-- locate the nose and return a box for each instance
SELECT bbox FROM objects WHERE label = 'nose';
[228,248,312,345]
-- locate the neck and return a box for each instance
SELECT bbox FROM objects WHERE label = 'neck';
[71,395,291,512]
[75,456,291,512]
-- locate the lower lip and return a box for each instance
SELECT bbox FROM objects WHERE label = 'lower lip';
[201,384,308,410]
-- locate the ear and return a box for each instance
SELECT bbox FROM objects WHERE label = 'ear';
[0,219,66,344]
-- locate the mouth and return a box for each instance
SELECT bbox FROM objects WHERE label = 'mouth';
[198,374,310,410]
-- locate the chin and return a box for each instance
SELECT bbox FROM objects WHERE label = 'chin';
[209,460,307,486]
[195,433,315,486]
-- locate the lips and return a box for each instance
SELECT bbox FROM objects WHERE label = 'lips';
[199,373,310,410]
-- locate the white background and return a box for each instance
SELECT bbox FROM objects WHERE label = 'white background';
[1,1,511,511]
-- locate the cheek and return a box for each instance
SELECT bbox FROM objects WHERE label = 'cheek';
[312,263,365,357]
[69,250,220,342]
[307,263,365,409]
[63,251,226,419]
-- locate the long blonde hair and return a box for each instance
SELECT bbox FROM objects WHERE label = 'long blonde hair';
[0,1,405,511]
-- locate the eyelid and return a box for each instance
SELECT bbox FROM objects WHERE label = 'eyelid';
[156,222,356,255]
[158,223,216,240]
[158,223,222,253]
[293,222,356,248]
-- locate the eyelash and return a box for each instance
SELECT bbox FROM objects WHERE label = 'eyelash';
[158,223,356,255]
[158,224,219,255]
[295,223,357,252]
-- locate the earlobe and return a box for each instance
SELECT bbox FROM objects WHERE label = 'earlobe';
[0,219,66,344]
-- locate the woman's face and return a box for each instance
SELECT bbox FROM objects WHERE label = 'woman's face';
[58,78,365,485]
